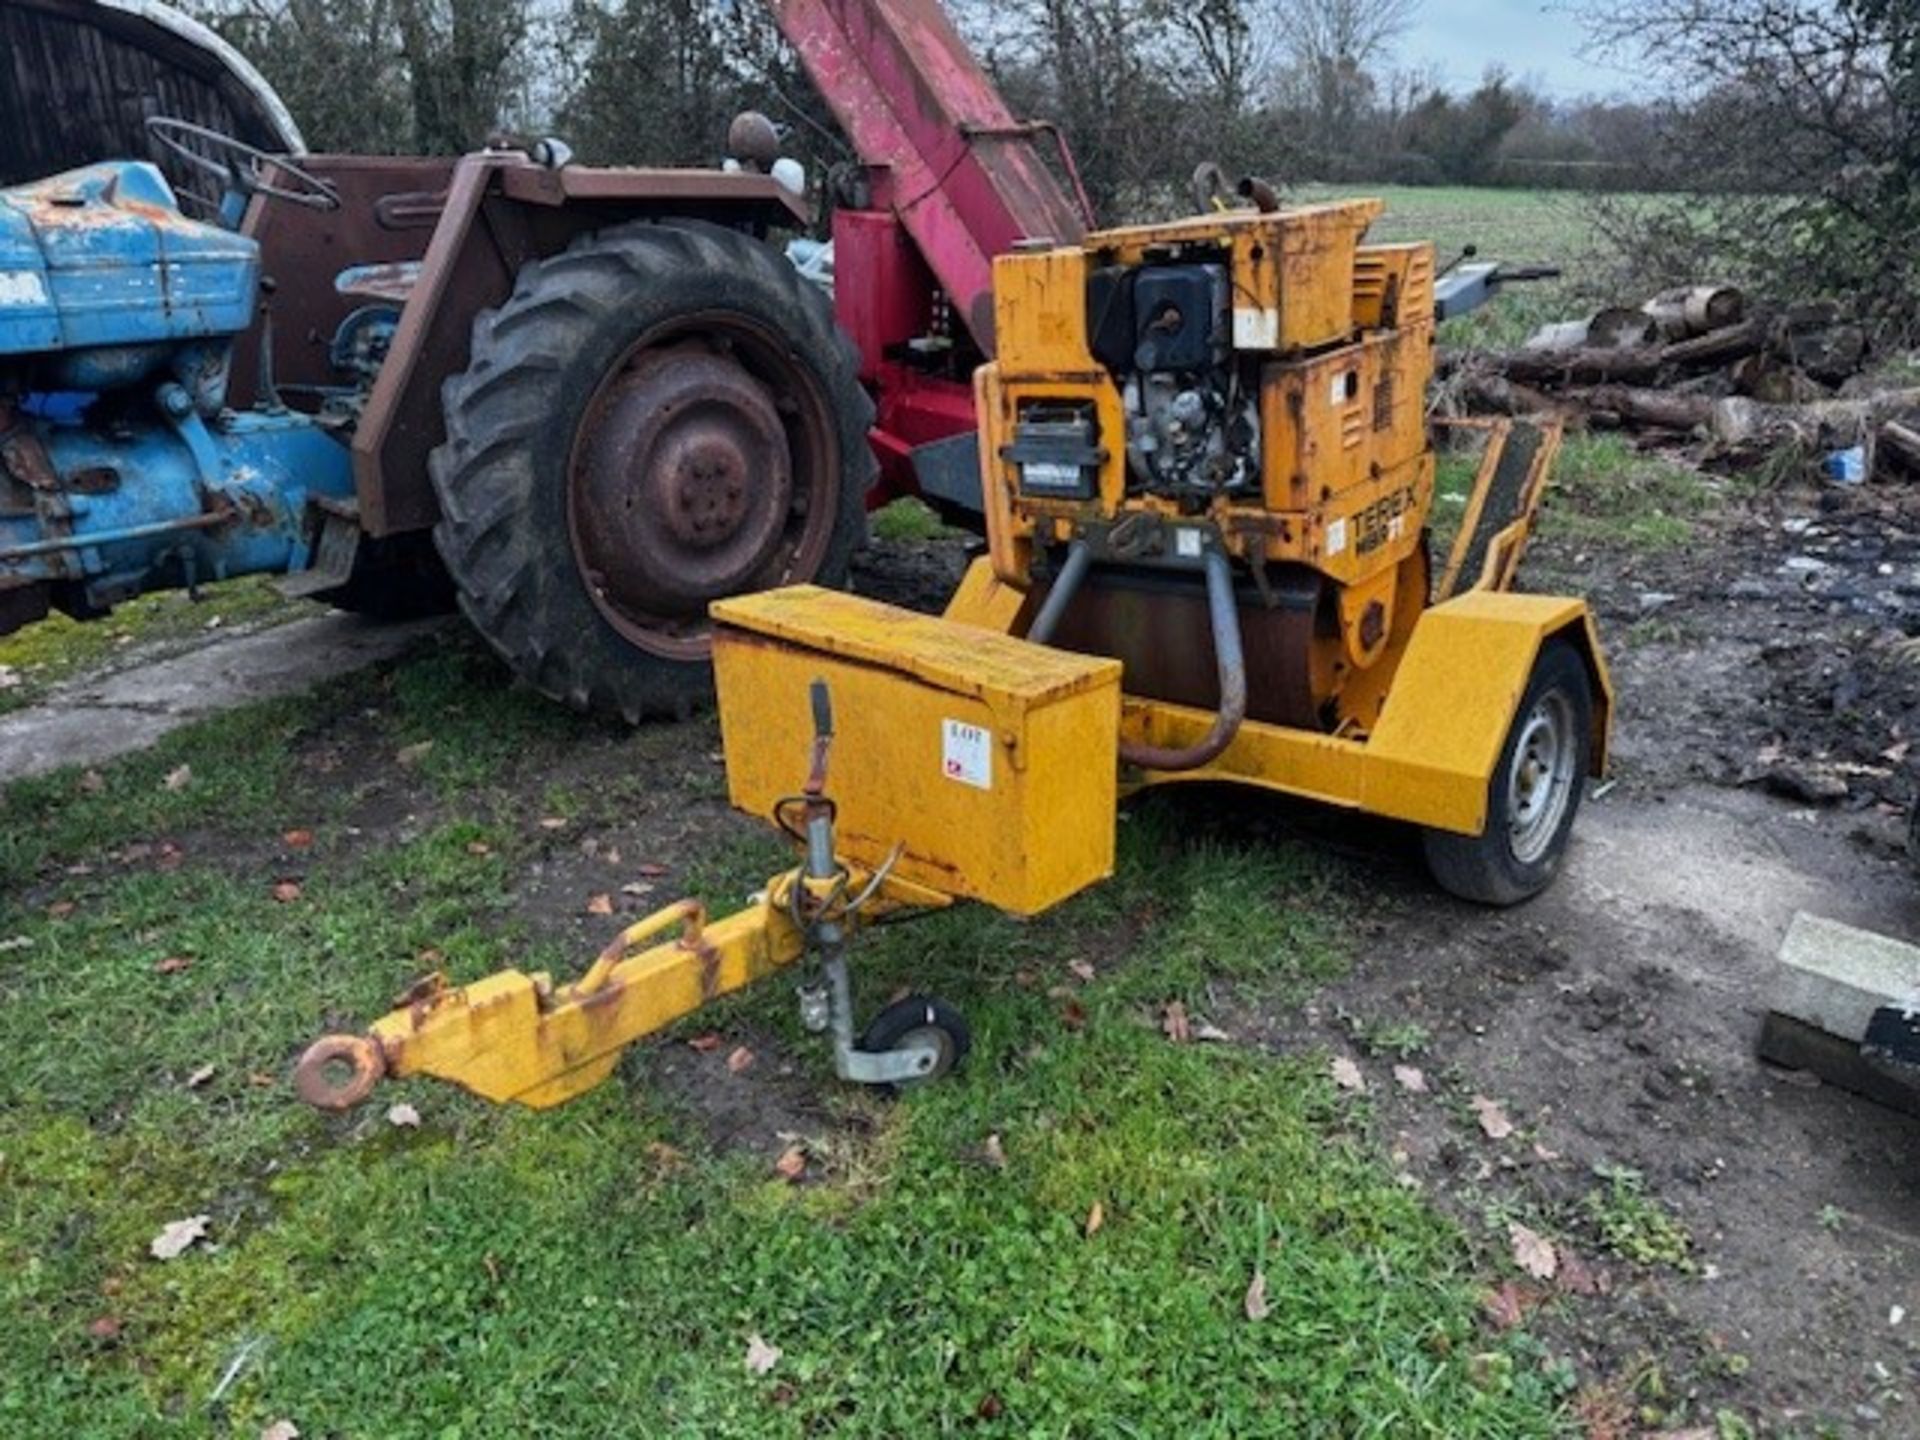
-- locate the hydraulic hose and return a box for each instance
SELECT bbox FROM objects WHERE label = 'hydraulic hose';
[1117,547,1247,772]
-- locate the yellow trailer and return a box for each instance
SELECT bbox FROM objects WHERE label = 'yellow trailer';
[295,196,1610,1115]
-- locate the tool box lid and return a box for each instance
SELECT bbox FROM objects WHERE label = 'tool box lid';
[712,586,1120,706]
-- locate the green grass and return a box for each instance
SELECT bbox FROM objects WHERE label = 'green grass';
[868,496,955,544]
[0,647,1577,1437]
[1539,432,1715,549]
[1298,184,1617,349]
[0,577,311,715]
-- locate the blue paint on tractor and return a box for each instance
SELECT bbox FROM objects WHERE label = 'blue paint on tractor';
[0,159,359,628]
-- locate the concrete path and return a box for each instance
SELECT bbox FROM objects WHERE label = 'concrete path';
[0,613,445,783]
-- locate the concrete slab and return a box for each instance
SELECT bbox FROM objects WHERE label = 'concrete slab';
[1770,911,1920,1044]
[1760,910,1920,1116]
[0,613,445,783]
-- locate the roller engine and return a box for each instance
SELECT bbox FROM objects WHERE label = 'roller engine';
[979,201,1440,742]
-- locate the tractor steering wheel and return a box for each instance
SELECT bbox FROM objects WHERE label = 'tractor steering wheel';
[144,116,340,212]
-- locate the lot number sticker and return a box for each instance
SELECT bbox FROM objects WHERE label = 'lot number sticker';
[942,719,992,789]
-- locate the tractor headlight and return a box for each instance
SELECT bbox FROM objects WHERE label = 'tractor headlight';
[1002,403,1102,501]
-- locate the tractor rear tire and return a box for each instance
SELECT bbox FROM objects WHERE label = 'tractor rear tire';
[1422,640,1593,906]
[430,219,874,722]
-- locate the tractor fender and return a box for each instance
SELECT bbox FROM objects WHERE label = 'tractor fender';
[1359,590,1611,836]
[349,153,810,537]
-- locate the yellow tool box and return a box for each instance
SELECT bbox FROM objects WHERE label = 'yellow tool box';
[712,586,1123,916]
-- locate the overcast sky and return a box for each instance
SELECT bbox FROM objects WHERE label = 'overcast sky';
[1398,2,1643,100]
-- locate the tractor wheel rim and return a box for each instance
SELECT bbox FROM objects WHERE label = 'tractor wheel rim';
[566,316,838,663]
[1506,690,1578,866]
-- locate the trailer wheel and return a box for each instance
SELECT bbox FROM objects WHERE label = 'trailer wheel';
[860,994,971,1090]
[1422,640,1592,906]
[430,219,874,722]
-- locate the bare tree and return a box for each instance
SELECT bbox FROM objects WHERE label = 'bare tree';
[1275,0,1420,160]
[1583,0,1918,341]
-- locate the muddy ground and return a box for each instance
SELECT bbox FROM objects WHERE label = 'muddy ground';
[842,481,1920,1433]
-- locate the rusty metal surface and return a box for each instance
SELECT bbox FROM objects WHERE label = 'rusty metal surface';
[771,0,1090,352]
[1040,565,1331,732]
[351,154,816,538]
[230,156,457,411]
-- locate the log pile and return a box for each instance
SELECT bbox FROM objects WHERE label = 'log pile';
[1448,284,1920,479]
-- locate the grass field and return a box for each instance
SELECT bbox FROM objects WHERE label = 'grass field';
[0,636,1587,1436]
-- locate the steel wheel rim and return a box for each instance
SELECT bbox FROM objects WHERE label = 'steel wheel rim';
[565,312,839,663]
[1506,690,1578,865]
[891,1023,956,1087]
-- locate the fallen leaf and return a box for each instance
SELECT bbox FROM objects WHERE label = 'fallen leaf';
[162,764,193,793]
[1162,999,1192,1044]
[78,769,105,794]
[983,1133,1007,1170]
[687,1033,723,1053]
[282,829,313,850]
[1481,1281,1539,1330]
[621,880,655,897]
[88,1315,122,1341]
[271,880,303,904]
[1556,1248,1605,1297]
[260,1423,300,1440]
[1331,1056,1367,1092]
[386,1102,421,1128]
[149,1215,210,1261]
[646,1141,684,1170]
[1068,959,1096,983]
[185,1064,215,1089]
[585,892,614,916]
[1192,1021,1231,1043]
[153,956,191,975]
[46,900,75,920]
[1471,1095,1514,1140]
[248,1072,276,1088]
[744,1334,782,1376]
[466,841,492,857]
[1508,1221,1558,1280]
[1393,1064,1429,1093]
[976,1394,1004,1420]
[537,816,568,830]
[726,1045,756,1074]
[773,1145,807,1182]
[1531,1141,1561,1163]
[396,741,434,768]
[0,935,31,952]
[636,862,670,878]
[1059,998,1087,1031]
[1243,1269,1270,1321]
[1084,1200,1105,1237]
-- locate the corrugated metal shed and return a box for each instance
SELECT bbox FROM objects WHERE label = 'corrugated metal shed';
[1,0,301,189]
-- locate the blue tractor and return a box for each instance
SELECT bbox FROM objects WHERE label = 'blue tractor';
[0,118,873,719]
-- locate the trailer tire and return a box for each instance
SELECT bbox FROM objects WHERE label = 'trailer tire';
[860,994,971,1091]
[431,219,873,723]
[1422,640,1592,906]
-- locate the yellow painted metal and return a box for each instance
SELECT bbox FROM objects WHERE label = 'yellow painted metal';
[352,866,951,1109]
[1121,592,1613,833]
[1434,417,1565,601]
[712,586,1122,916]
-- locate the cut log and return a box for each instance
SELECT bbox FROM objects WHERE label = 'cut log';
[1710,388,1920,451]
[1523,308,1658,353]
[1495,347,1666,385]
[1642,284,1744,339]
[1456,372,1562,416]
[1577,385,1714,432]
[1880,420,1920,474]
[1661,319,1763,368]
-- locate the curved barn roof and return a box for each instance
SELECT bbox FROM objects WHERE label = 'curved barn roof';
[1,0,302,187]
